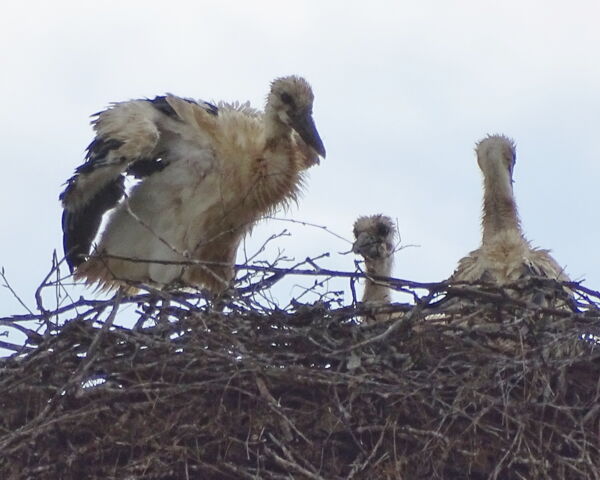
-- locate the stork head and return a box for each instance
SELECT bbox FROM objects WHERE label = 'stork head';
[476,134,517,183]
[352,214,396,261]
[267,75,326,158]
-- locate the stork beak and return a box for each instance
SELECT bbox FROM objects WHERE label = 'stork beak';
[352,233,373,257]
[292,111,326,158]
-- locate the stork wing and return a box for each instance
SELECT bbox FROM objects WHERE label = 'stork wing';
[450,249,485,283]
[60,96,218,271]
[524,249,577,310]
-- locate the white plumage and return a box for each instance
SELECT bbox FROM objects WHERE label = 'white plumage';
[353,214,396,303]
[450,135,570,306]
[60,76,325,293]
[352,214,397,322]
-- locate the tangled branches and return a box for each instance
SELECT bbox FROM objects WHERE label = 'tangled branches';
[1,256,600,479]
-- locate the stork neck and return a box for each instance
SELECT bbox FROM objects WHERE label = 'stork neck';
[362,257,393,303]
[264,108,292,146]
[481,163,522,243]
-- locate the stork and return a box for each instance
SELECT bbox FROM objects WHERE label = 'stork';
[352,214,397,321]
[60,75,326,293]
[450,134,570,307]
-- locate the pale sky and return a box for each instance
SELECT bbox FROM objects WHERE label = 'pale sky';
[1,0,599,344]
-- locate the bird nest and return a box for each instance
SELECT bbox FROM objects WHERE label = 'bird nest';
[1,264,600,480]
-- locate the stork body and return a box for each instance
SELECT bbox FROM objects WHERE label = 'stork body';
[61,76,325,293]
[451,135,569,305]
[352,214,396,321]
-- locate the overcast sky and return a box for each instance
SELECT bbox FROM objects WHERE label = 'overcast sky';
[1,1,599,336]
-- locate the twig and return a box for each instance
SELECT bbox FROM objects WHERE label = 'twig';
[0,267,34,315]
[265,216,352,244]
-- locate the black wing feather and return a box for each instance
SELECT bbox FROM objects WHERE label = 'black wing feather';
[84,138,125,166]
[148,96,218,118]
[62,175,125,271]
[126,158,169,178]
[60,94,217,272]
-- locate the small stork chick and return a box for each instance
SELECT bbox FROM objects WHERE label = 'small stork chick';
[353,215,397,321]
[451,135,569,305]
[61,75,326,293]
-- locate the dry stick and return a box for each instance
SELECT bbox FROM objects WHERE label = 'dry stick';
[69,290,124,394]
[2,306,596,478]
[235,253,331,297]
[0,404,113,454]
[1,296,122,323]
[0,319,41,339]
[0,290,121,453]
[241,229,291,265]
[564,282,600,301]
[2,280,596,342]
[54,265,83,317]
[91,252,594,313]
[346,419,389,480]
[3,250,598,363]
[34,257,67,322]
[291,277,334,304]
[333,290,439,354]
[97,253,440,290]
[332,380,368,458]
[0,339,34,352]
[265,216,352,245]
[220,463,263,480]
[52,251,60,316]
[0,268,34,315]
[265,433,327,480]
[256,376,312,445]
[267,432,320,474]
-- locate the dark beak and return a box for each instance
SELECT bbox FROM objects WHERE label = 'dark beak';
[292,112,326,158]
[353,233,377,259]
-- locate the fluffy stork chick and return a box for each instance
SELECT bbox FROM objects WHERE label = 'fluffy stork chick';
[450,135,570,305]
[353,215,397,321]
[60,75,326,293]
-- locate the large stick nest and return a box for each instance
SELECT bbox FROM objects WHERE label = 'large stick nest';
[1,265,600,479]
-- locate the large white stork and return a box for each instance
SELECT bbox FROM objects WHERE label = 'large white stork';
[450,135,570,306]
[60,75,326,293]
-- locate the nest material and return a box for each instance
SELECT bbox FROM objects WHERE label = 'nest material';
[1,279,600,480]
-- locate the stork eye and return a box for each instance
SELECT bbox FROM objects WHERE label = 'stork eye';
[377,224,390,237]
[280,92,294,106]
